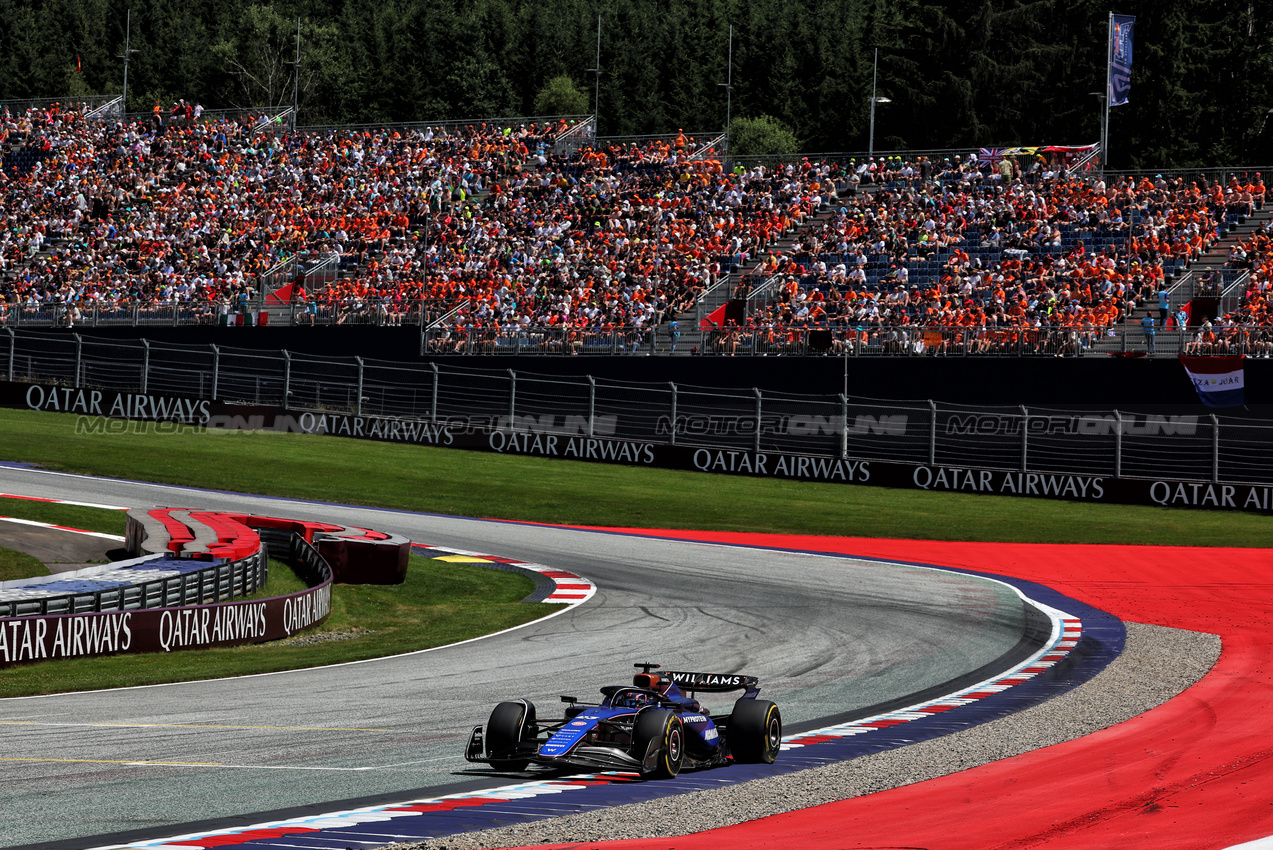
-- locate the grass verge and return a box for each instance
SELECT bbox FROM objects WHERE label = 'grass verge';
[0,554,559,698]
[0,494,127,536]
[0,546,49,583]
[0,407,1269,547]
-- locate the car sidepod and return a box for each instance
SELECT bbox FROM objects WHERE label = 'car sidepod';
[677,712,722,758]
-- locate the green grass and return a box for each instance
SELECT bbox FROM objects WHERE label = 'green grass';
[0,493,127,535]
[0,403,1268,696]
[238,557,309,601]
[0,546,49,583]
[0,554,558,697]
[0,407,1269,547]
[0,488,555,697]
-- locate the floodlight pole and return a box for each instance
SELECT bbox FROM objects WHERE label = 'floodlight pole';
[1101,13,1114,176]
[291,17,301,132]
[118,9,139,116]
[589,15,601,135]
[718,25,733,161]
[868,49,890,157]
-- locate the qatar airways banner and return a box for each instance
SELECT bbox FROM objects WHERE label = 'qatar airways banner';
[0,581,331,668]
[3,380,1273,515]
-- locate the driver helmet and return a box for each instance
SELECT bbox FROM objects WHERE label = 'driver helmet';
[616,691,652,709]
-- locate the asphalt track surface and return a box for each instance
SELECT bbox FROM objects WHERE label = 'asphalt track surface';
[0,467,1035,850]
[542,531,1273,850]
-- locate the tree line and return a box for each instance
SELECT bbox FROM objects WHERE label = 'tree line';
[1,0,1270,168]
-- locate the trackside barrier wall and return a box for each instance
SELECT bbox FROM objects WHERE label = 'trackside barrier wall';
[0,545,266,620]
[0,533,333,668]
[2,378,1271,515]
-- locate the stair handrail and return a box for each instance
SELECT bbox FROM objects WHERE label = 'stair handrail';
[686,133,727,161]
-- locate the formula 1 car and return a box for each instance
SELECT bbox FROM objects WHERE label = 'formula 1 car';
[465,663,781,778]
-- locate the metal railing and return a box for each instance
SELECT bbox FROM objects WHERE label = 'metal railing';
[83,96,124,121]
[120,105,294,131]
[4,328,1273,486]
[553,115,596,157]
[0,550,267,619]
[418,323,1269,358]
[732,147,982,171]
[298,113,593,137]
[1107,166,1273,187]
[1219,272,1251,318]
[1,95,120,115]
[687,133,727,160]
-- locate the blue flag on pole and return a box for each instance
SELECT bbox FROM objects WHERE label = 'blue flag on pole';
[1109,14,1135,107]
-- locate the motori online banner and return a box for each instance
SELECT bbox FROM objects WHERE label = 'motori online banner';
[3,380,1271,515]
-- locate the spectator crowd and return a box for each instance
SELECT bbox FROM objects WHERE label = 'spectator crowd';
[0,99,1267,357]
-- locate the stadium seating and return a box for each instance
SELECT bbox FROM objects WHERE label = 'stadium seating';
[0,100,1262,357]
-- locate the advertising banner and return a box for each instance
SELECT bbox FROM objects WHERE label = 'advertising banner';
[0,581,331,668]
[3,380,1272,516]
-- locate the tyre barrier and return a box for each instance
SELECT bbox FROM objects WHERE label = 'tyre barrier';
[0,509,411,668]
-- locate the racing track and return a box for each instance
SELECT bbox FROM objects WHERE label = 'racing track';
[0,466,1049,850]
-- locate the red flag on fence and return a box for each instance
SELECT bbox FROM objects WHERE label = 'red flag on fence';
[700,303,728,331]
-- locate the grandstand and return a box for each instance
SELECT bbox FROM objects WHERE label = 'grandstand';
[1,97,1270,358]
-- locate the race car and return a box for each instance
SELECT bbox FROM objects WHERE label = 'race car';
[464,662,781,778]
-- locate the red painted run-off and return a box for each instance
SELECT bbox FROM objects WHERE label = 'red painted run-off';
[507,530,1273,850]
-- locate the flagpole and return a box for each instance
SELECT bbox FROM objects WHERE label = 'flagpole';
[1102,12,1112,177]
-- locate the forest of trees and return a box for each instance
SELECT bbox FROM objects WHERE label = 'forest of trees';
[2,0,1271,168]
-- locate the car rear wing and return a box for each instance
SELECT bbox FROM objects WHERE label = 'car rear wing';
[665,670,760,696]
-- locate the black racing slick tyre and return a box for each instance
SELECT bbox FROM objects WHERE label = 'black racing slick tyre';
[633,709,684,778]
[729,698,782,764]
[486,699,537,771]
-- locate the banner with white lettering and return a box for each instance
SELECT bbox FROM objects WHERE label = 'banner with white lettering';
[0,582,331,668]
[3,380,1272,516]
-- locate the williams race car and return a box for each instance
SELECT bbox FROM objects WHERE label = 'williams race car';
[465,663,782,778]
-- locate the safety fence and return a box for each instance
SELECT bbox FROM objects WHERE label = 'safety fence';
[0,544,267,620]
[0,533,335,667]
[4,308,1261,359]
[2,328,1271,487]
[423,323,1251,358]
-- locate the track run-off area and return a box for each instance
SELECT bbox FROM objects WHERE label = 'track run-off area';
[0,466,1268,849]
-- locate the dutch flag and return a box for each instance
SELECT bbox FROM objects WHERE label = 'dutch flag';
[1179,355,1245,408]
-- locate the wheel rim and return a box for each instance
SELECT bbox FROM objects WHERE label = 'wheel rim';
[667,725,682,763]
[767,712,781,752]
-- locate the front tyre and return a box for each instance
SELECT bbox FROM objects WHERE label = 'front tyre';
[486,699,537,771]
[729,699,781,764]
[633,709,684,778]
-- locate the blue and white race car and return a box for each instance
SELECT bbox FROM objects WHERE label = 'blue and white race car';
[465,663,781,778]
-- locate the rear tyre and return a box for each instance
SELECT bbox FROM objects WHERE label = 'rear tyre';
[729,699,781,764]
[632,709,684,778]
[486,699,537,770]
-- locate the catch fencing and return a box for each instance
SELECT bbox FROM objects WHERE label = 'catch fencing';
[3,304,1257,359]
[4,328,1272,486]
